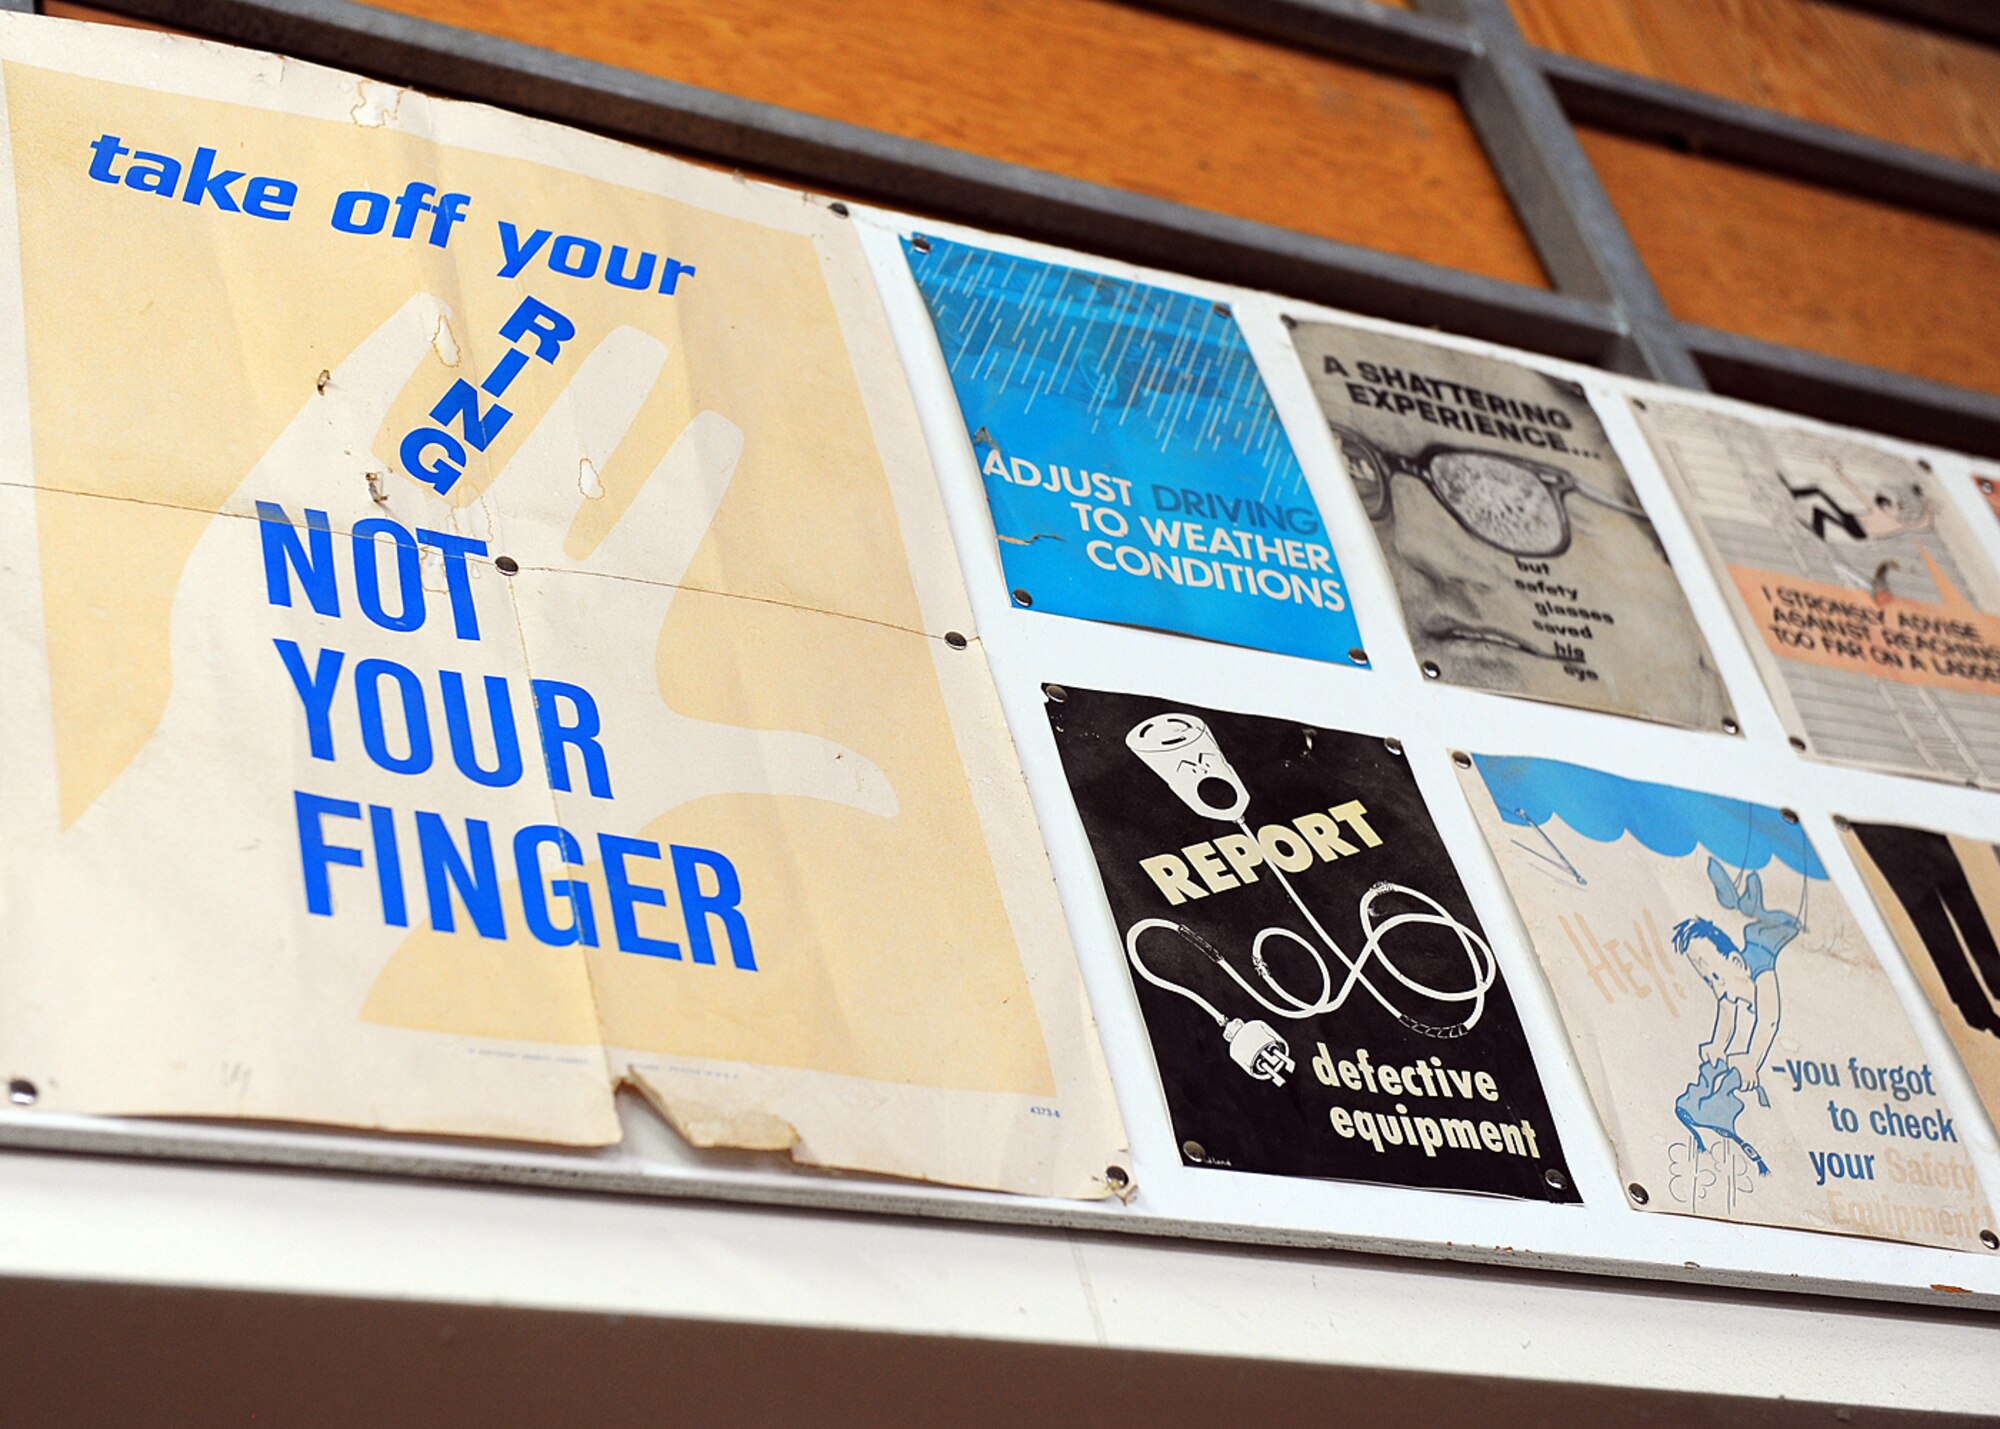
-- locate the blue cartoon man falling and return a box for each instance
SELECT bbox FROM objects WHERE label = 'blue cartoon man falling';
[1668,858,1802,1175]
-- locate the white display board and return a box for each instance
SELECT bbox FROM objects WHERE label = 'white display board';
[8,196,2000,1311]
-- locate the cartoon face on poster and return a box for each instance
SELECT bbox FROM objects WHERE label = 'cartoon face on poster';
[1288,321,1732,731]
[902,236,1364,664]
[1459,755,1993,1248]
[1633,400,2000,788]
[1843,821,2000,1139]
[1048,687,1576,1201]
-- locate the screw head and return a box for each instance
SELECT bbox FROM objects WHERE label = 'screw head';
[1451,750,1472,770]
[1042,683,1068,703]
[1543,1168,1567,1191]
[1104,1165,1131,1191]
[1421,660,1442,680]
[1347,648,1369,666]
[1383,737,1403,757]
[943,631,968,650]
[910,233,932,253]
[495,556,520,576]
[1721,716,1740,735]
[1627,1181,1650,1205]
[1181,1140,1206,1161]
[7,1079,37,1106]
[1011,588,1033,608]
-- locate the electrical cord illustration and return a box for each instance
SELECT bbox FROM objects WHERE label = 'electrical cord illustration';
[1123,715,1498,1087]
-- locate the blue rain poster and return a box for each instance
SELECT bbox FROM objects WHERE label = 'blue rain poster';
[903,236,1363,663]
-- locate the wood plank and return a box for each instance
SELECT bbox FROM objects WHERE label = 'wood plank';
[1585,126,2000,397]
[1514,0,2000,172]
[333,0,1545,286]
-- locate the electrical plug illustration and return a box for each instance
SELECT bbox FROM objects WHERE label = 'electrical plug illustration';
[1224,1017,1294,1086]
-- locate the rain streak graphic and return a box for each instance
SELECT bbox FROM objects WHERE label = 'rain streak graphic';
[913,238,1300,497]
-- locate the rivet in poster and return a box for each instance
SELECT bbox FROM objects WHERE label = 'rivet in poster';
[1781,807,1799,825]
[1627,1181,1650,1205]
[6,1079,36,1106]
[1788,736,1807,752]
[1421,661,1442,680]
[1212,301,1231,319]
[1103,1165,1130,1190]
[1181,1140,1206,1161]
[1982,1229,1999,1250]
[1347,648,1368,666]
[1720,716,1740,735]
[1832,814,1851,831]
[944,631,968,650]
[910,234,932,253]
[827,201,849,217]
[1011,588,1034,608]
[1042,684,1068,704]
[1383,737,1403,757]
[495,556,520,576]
[1280,313,1298,330]
[1542,1168,1567,1191]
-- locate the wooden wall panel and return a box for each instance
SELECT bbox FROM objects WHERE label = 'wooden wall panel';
[1584,127,2000,397]
[1514,0,2000,171]
[343,0,1545,286]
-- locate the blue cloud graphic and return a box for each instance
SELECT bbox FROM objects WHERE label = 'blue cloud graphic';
[1472,754,1826,881]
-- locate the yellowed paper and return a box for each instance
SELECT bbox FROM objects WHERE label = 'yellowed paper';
[0,16,1126,1197]
[1458,755,1993,1250]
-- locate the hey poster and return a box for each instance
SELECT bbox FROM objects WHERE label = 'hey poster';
[1459,755,1992,1248]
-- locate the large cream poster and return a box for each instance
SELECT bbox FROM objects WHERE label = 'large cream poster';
[0,18,1127,1197]
[1458,755,1993,1250]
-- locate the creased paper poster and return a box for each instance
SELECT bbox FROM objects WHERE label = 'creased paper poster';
[1459,756,1994,1248]
[1843,821,2000,1141]
[1288,321,1732,730]
[902,235,1364,664]
[1047,687,1576,1200]
[0,17,1129,1197]
[1632,399,2000,786]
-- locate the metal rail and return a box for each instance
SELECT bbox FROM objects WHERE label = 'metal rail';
[60,0,2000,456]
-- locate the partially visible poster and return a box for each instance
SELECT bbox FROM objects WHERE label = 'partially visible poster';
[1633,400,2000,786]
[0,17,1129,1198]
[1979,474,2000,526]
[903,236,1364,664]
[1459,755,1994,1249]
[1288,321,1732,729]
[1047,687,1576,1201]
[1842,821,2000,1138]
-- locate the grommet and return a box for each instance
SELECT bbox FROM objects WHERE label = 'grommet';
[1104,1165,1131,1191]
[7,1079,37,1106]
[943,631,968,650]
[495,556,520,576]
[1788,735,1807,752]
[1543,1168,1567,1192]
[1421,660,1442,680]
[1721,716,1740,735]
[1347,648,1369,666]
[1011,588,1033,608]
[1182,1140,1206,1161]
[910,233,932,253]
[827,201,850,217]
[1627,1182,1650,1205]
[1043,683,1068,703]
[1383,737,1403,757]
[1451,750,1472,770]
[1781,807,1799,825]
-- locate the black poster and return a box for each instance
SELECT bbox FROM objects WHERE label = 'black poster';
[1047,686,1578,1201]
